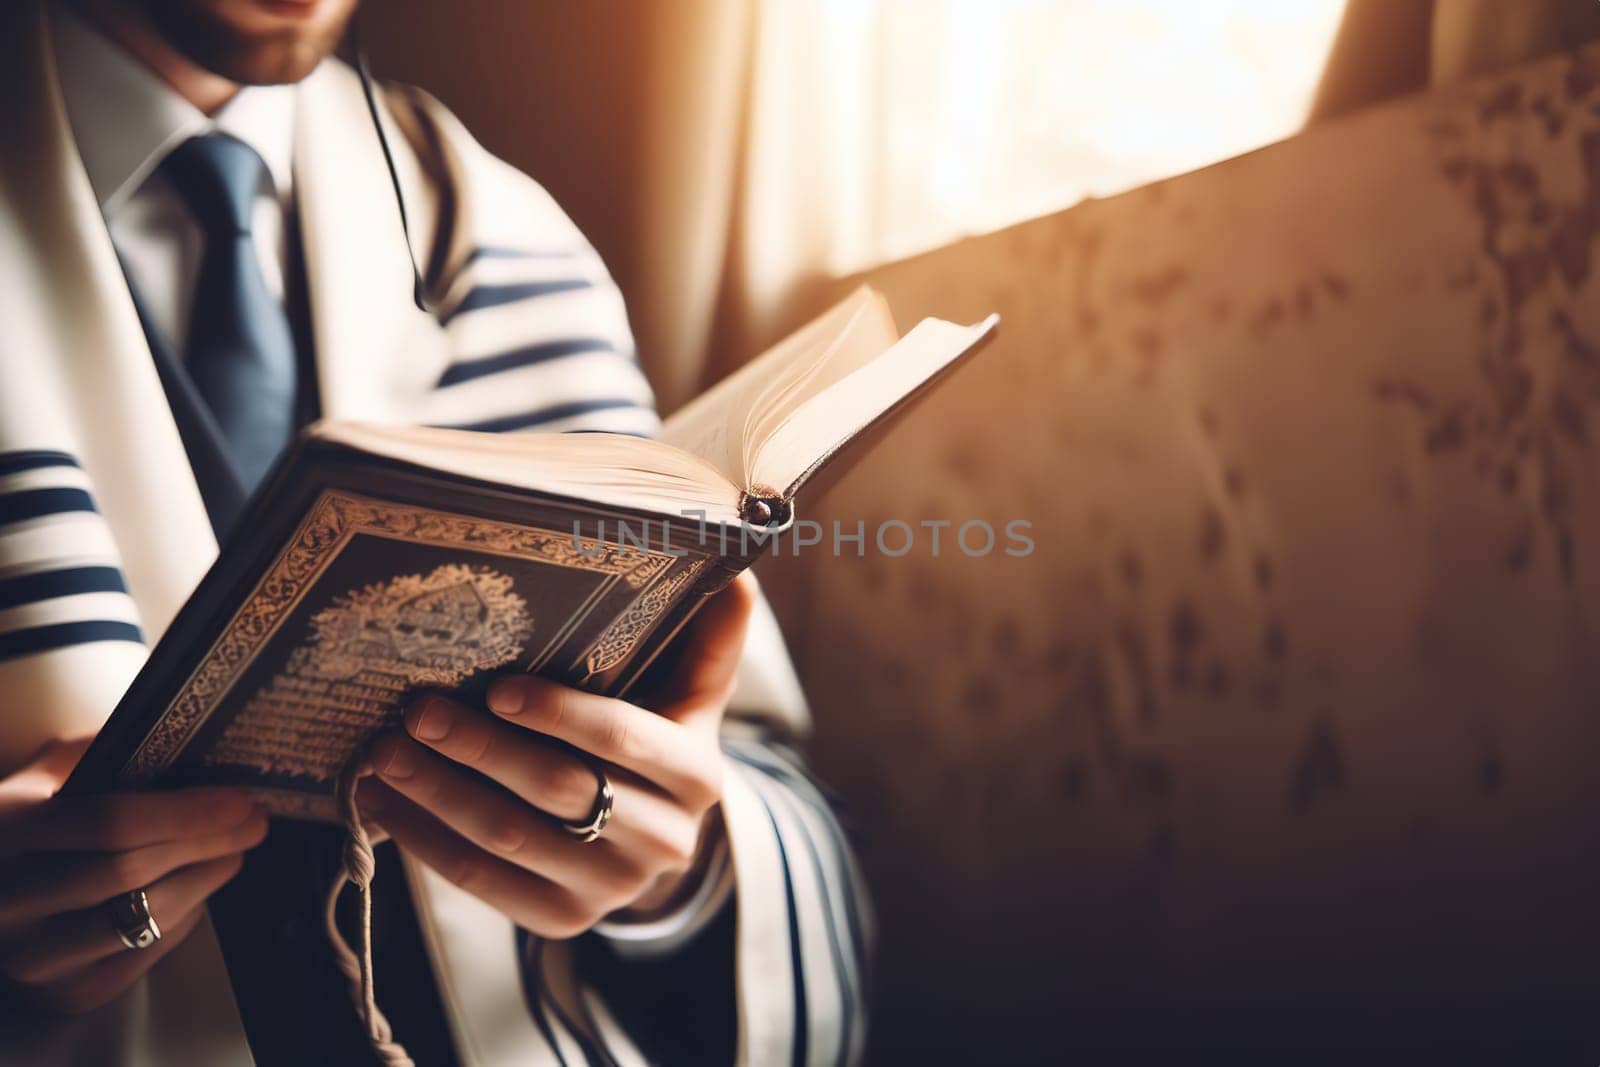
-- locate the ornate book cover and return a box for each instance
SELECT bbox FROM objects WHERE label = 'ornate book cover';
[65,443,755,822]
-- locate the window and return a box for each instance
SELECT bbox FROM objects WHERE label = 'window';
[748,0,1348,274]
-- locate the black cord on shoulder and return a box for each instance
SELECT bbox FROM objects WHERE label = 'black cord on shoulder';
[351,26,434,314]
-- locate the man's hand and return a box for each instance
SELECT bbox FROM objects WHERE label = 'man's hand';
[0,740,266,1013]
[359,574,756,939]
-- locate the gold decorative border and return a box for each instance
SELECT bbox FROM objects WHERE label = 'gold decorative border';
[580,558,707,678]
[122,489,679,783]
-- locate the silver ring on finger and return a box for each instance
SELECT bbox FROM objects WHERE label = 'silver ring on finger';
[560,764,615,844]
[107,888,162,951]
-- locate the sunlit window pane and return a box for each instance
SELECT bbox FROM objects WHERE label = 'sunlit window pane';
[753,0,1348,274]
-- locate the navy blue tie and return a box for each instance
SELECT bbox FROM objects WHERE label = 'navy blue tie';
[160,133,297,492]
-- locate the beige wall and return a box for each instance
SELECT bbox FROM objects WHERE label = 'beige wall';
[764,43,1600,1060]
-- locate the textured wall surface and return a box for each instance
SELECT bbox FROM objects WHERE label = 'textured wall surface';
[762,44,1600,1064]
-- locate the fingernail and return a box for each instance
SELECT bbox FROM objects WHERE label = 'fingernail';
[487,677,525,716]
[376,738,417,780]
[488,825,525,854]
[413,698,452,741]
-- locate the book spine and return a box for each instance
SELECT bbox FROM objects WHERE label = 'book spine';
[608,546,759,700]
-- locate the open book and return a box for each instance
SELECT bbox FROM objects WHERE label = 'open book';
[65,287,997,819]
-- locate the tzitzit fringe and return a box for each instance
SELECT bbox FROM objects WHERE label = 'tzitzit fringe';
[325,760,414,1066]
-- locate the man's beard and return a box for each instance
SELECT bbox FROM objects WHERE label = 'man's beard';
[135,0,356,86]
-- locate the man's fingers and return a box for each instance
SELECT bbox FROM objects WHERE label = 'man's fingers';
[0,810,268,928]
[363,735,636,897]
[374,729,707,870]
[482,678,721,806]
[356,782,600,940]
[26,906,204,1016]
[0,853,244,986]
[401,695,601,822]
[0,787,259,855]
[402,694,710,834]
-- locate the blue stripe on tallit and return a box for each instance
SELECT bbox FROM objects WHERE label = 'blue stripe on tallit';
[440,279,594,325]
[438,398,647,434]
[436,337,620,388]
[0,620,143,663]
[0,450,80,476]
[460,245,584,268]
[0,565,128,610]
[0,487,97,527]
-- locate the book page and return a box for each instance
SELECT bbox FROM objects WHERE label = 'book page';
[753,314,1000,499]
[314,423,744,526]
[659,286,897,489]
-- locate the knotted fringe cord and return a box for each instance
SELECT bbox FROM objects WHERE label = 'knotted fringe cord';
[325,761,415,1066]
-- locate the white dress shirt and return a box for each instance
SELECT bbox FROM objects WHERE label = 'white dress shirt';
[51,4,296,357]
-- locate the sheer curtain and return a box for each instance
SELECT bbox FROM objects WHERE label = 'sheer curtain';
[713,0,1346,378]
[746,0,1345,277]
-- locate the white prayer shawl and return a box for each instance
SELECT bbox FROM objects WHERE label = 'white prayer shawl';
[0,4,870,1063]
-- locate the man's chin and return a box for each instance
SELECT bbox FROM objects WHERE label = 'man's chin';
[194,40,336,88]
[254,0,328,20]
[141,0,357,86]
[208,0,345,34]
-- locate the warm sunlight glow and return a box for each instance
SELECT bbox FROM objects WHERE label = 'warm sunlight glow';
[750,0,1348,275]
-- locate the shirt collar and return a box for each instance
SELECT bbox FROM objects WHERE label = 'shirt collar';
[50,4,298,217]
